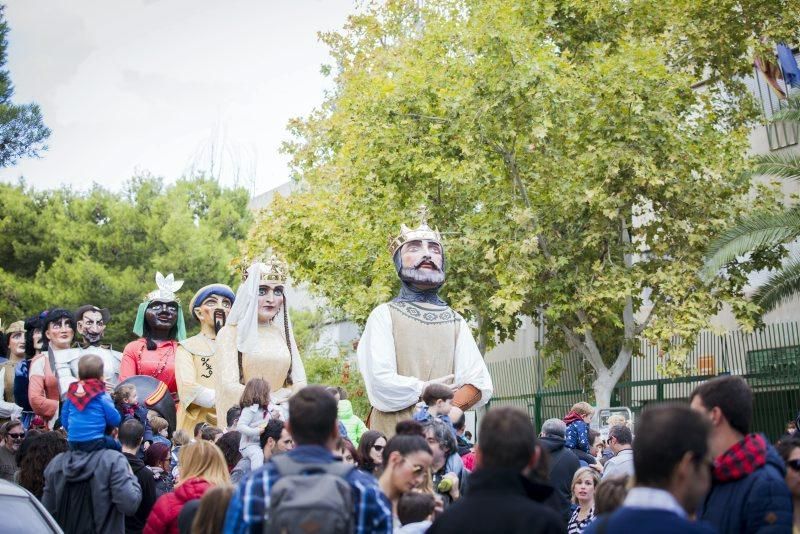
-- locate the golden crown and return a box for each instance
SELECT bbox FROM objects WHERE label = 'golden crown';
[239,253,289,284]
[261,255,288,284]
[389,205,443,257]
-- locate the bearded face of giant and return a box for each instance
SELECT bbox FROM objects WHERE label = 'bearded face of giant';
[195,294,233,335]
[398,239,445,289]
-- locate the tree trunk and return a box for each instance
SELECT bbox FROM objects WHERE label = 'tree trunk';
[559,321,634,409]
[475,310,488,355]
[593,373,614,409]
[592,345,633,409]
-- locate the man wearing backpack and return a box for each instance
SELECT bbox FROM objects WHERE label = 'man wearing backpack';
[223,385,392,534]
[42,429,142,533]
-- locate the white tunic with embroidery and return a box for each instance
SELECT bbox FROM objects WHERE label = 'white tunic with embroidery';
[357,301,493,436]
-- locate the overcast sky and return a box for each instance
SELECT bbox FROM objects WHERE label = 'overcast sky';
[0,0,355,196]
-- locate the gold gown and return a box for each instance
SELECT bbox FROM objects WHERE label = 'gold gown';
[175,333,219,433]
[214,323,307,426]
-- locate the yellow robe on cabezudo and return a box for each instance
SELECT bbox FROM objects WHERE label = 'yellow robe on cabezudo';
[175,333,218,433]
[213,323,307,427]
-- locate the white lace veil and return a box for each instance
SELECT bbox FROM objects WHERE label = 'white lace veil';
[226,262,301,385]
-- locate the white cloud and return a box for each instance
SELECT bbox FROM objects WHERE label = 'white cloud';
[0,0,355,195]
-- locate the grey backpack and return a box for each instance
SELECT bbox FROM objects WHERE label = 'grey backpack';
[266,455,354,534]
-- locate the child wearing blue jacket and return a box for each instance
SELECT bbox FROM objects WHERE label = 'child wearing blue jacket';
[61,354,121,451]
[563,401,593,453]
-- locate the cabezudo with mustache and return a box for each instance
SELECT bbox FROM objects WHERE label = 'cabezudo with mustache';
[357,205,494,438]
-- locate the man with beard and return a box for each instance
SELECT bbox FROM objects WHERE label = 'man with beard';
[49,306,123,399]
[0,321,25,423]
[120,272,187,401]
[175,284,235,434]
[357,206,493,437]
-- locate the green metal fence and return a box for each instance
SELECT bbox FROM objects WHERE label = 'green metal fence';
[486,322,800,442]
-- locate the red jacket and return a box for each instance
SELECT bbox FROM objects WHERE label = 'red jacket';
[143,477,211,534]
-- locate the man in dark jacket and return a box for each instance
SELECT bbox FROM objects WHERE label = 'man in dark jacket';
[539,417,579,523]
[429,406,564,534]
[43,441,142,533]
[585,404,716,534]
[690,375,793,533]
[120,419,157,534]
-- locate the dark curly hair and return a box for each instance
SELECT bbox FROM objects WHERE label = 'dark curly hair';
[215,431,243,469]
[18,432,68,499]
[24,314,44,359]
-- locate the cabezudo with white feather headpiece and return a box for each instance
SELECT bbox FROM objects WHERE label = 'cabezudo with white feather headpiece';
[119,272,187,401]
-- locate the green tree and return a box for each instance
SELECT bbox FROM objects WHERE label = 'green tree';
[249,0,800,406]
[0,175,251,346]
[0,5,50,167]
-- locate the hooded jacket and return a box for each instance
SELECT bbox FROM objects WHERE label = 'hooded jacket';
[698,437,793,533]
[539,434,580,523]
[124,452,158,534]
[42,448,142,534]
[144,476,212,534]
[337,399,368,447]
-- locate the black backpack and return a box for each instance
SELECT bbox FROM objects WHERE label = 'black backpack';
[266,456,354,534]
[55,477,96,534]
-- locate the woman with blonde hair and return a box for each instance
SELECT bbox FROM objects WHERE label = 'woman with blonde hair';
[144,440,230,534]
[568,466,601,533]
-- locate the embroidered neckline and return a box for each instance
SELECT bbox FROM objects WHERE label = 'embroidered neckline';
[388,301,460,325]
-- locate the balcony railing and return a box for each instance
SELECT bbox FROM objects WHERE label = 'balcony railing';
[752,47,800,151]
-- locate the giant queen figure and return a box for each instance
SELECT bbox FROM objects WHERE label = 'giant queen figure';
[214,256,307,425]
[357,207,493,437]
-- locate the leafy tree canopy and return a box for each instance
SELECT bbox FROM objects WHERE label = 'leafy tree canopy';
[0,5,50,167]
[0,175,252,346]
[249,0,800,405]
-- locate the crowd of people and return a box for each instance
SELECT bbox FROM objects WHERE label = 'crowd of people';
[1,214,799,533]
[0,368,797,533]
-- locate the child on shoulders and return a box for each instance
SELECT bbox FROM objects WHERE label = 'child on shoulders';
[563,401,594,453]
[61,354,121,452]
[331,386,367,447]
[414,383,457,440]
[113,383,154,446]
